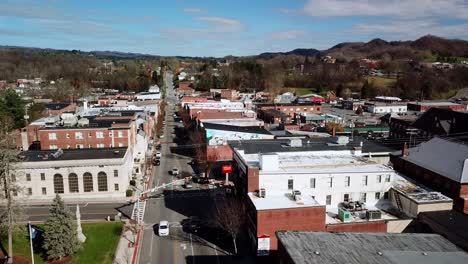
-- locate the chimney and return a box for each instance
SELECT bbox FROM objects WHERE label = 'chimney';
[332,127,336,137]
[402,143,408,157]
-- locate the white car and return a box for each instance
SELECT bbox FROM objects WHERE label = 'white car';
[158,220,169,236]
[172,168,179,175]
[155,152,161,158]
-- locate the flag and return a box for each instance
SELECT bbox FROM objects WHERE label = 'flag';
[30,224,44,239]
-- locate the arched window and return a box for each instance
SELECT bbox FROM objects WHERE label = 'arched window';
[68,173,79,193]
[53,174,64,194]
[83,172,93,192]
[97,172,108,192]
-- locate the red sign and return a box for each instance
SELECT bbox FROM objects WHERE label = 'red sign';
[222,165,232,174]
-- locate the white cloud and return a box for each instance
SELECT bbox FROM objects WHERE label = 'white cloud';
[303,0,468,19]
[351,19,468,39]
[269,30,307,40]
[183,8,203,13]
[196,16,245,32]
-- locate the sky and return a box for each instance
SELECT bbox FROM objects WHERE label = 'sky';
[1,0,468,57]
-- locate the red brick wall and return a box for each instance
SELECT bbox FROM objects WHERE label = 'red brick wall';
[257,206,326,251]
[326,221,387,232]
[257,104,321,117]
[207,145,233,161]
[37,128,130,150]
[247,167,259,192]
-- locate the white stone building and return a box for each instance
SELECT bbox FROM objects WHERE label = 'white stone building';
[14,147,134,201]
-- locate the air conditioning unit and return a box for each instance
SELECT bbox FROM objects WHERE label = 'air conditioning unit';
[259,188,266,198]
[366,210,382,220]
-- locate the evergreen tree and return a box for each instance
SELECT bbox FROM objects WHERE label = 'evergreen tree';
[361,80,370,99]
[43,195,80,260]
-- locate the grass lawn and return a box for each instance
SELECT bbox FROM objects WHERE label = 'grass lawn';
[367,76,397,88]
[1,222,123,264]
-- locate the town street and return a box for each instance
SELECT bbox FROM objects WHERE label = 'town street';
[137,73,230,264]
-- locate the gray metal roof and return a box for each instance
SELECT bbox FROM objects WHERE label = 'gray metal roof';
[403,137,468,183]
[277,231,468,264]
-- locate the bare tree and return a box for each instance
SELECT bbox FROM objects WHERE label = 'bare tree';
[0,131,23,263]
[211,197,246,255]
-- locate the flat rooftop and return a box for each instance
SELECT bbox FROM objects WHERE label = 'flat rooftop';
[21,147,128,162]
[325,205,398,224]
[392,176,452,204]
[202,122,271,135]
[200,118,264,127]
[248,192,321,211]
[277,231,468,264]
[239,152,394,174]
[409,101,462,106]
[230,136,393,156]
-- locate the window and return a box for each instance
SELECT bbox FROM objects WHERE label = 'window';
[360,193,367,202]
[287,179,294,190]
[114,184,119,191]
[75,132,83,139]
[66,133,70,138]
[343,193,350,202]
[310,107,314,111]
[42,187,47,195]
[118,143,124,147]
[48,133,57,140]
[76,144,84,149]
[109,132,113,136]
[375,192,381,200]
[362,175,368,186]
[88,132,92,137]
[118,131,124,138]
[68,173,79,193]
[96,144,105,148]
[27,188,32,195]
[310,178,316,188]
[83,172,93,192]
[41,173,45,181]
[326,195,332,205]
[49,145,58,150]
[113,170,118,177]
[97,172,108,192]
[377,175,382,183]
[327,177,333,188]
[67,145,71,149]
[96,131,104,138]
[26,173,31,181]
[385,174,391,182]
[345,176,350,187]
[384,192,389,199]
[53,174,64,194]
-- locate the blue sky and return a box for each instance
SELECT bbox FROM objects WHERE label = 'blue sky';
[1,0,468,57]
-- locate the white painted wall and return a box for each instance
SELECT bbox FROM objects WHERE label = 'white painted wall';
[14,150,134,201]
[258,170,396,208]
[367,105,407,113]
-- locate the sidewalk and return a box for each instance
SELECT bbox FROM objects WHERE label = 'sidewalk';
[113,220,141,264]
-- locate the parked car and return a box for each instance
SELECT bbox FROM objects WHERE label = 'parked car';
[172,167,179,176]
[153,159,160,166]
[158,220,169,236]
[155,152,161,158]
[155,144,161,150]
[184,180,193,189]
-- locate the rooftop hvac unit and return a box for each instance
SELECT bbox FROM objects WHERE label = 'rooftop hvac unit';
[259,188,266,198]
[366,210,382,220]
[51,149,63,159]
[289,139,302,147]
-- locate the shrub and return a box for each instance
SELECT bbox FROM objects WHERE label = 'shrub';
[126,189,134,197]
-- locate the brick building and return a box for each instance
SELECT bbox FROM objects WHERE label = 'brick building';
[45,103,77,116]
[391,137,468,214]
[407,101,466,112]
[17,112,141,151]
[257,109,293,124]
[220,89,239,101]
[255,102,321,118]
[230,137,411,257]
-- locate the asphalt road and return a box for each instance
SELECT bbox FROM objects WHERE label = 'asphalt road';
[138,73,236,264]
[23,202,134,222]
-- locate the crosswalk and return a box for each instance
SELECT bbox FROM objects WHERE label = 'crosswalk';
[131,199,147,224]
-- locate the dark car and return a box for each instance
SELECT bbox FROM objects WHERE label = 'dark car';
[153,159,160,166]
[155,144,161,150]
[194,176,209,184]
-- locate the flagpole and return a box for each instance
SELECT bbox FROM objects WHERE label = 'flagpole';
[28,221,35,264]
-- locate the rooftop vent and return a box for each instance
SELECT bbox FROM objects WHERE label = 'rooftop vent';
[333,136,349,145]
[51,149,63,159]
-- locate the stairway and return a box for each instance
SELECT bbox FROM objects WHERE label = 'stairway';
[131,199,147,224]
